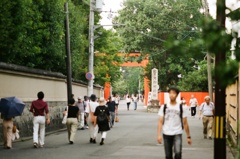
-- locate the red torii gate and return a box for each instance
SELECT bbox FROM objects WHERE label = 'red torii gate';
[103,52,150,106]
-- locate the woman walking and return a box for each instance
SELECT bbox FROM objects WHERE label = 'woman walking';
[94,98,110,145]
[1,115,14,149]
[181,97,189,113]
[65,98,79,144]
[126,95,131,111]
[85,94,99,143]
[30,91,50,148]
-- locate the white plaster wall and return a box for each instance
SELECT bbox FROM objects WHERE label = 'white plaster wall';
[0,70,102,102]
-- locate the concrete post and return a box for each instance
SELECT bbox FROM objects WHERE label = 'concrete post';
[88,0,95,97]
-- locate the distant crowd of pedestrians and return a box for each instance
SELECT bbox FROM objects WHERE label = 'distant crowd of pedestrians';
[125,94,142,111]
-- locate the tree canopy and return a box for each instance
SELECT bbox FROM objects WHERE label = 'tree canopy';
[114,0,206,91]
[0,0,123,86]
[1,0,239,93]
[112,67,144,96]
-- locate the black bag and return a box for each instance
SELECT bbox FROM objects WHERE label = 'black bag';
[97,109,108,123]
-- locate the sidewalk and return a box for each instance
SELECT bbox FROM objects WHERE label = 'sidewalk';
[0,100,235,159]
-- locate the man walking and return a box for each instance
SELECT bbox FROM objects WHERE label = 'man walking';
[189,95,198,117]
[199,96,215,140]
[85,94,99,143]
[30,91,50,148]
[106,97,116,128]
[83,96,89,129]
[157,87,191,159]
[132,94,138,110]
[76,96,85,130]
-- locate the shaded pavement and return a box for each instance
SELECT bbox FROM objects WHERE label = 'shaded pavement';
[0,100,234,159]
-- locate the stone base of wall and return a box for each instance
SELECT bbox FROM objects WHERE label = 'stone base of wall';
[0,101,68,143]
[147,100,160,113]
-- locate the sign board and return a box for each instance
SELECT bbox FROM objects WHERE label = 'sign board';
[85,72,93,80]
[147,92,152,106]
[151,68,159,100]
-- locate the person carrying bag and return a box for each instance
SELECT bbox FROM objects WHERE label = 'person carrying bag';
[62,106,68,124]
[89,103,96,124]
[85,94,99,144]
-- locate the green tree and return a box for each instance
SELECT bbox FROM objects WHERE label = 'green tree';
[112,76,127,96]
[114,0,205,91]
[112,67,144,95]
[0,0,124,87]
[0,0,67,72]
[93,29,124,86]
[177,60,208,91]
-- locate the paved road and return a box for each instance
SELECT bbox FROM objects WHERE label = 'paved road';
[0,101,233,159]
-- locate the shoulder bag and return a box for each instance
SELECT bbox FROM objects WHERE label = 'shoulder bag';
[89,103,96,124]
[62,106,68,124]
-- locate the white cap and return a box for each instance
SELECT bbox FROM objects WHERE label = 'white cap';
[204,96,210,100]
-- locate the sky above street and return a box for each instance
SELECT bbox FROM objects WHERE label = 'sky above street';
[100,0,123,29]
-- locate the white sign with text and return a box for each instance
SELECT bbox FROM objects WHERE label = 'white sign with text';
[151,68,159,100]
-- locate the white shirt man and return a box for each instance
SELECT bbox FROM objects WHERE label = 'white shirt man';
[157,87,191,159]
[85,95,99,143]
[189,96,198,108]
[189,95,198,117]
[158,102,187,135]
[76,96,84,129]
[199,102,214,116]
[85,101,99,120]
[199,96,215,139]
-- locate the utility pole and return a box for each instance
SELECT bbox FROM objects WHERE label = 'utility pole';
[201,0,213,102]
[64,2,72,103]
[88,0,95,97]
[207,52,213,102]
[87,0,105,97]
[214,0,226,158]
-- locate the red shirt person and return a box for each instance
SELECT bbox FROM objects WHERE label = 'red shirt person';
[30,91,50,148]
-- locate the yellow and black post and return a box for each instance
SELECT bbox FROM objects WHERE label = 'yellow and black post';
[215,116,225,140]
[214,0,226,158]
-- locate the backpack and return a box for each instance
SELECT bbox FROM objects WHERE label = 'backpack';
[97,108,108,123]
[163,104,184,129]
